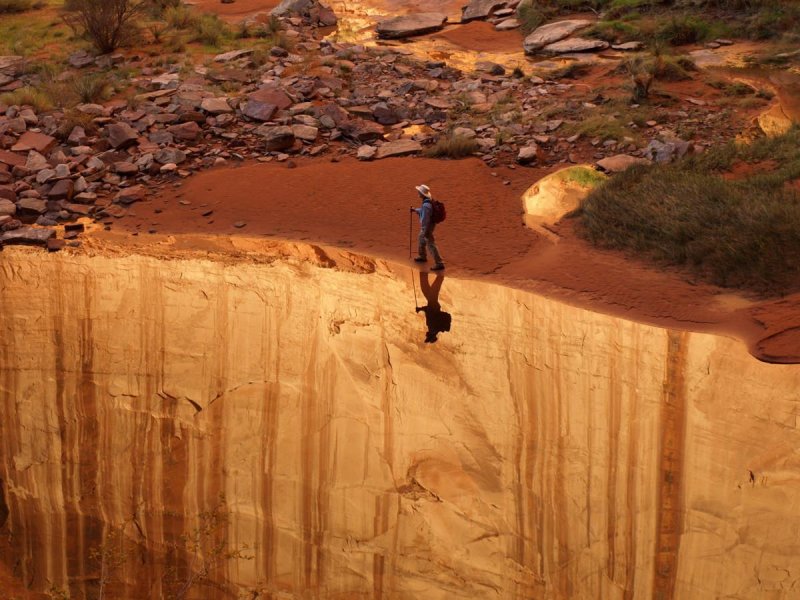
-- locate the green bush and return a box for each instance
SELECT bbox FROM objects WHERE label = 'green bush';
[657,15,712,45]
[576,129,800,293]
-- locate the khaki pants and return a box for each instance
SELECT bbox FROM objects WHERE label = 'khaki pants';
[418,225,443,264]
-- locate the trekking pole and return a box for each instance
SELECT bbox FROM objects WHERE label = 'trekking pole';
[412,270,419,309]
[408,208,413,259]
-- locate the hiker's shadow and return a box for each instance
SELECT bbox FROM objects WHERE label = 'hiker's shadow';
[415,272,452,344]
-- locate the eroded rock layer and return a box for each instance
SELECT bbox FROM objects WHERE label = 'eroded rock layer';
[0,248,799,599]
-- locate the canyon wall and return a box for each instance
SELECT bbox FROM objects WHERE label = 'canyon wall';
[0,247,799,599]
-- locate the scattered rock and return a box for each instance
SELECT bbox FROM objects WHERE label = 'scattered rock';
[11,131,56,153]
[214,49,255,63]
[260,126,295,151]
[357,145,377,160]
[542,38,610,54]
[201,97,234,114]
[292,124,319,141]
[106,122,140,149]
[242,99,278,122]
[0,226,55,246]
[523,19,592,54]
[16,198,47,215]
[596,154,651,173]
[115,185,146,205]
[462,0,505,22]
[517,143,541,165]
[0,199,15,216]
[375,139,422,159]
[376,13,448,39]
[612,41,644,51]
[168,121,203,141]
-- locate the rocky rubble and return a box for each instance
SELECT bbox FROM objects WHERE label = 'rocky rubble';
[0,5,721,251]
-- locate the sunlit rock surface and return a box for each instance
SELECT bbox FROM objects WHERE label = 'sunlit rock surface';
[1,248,799,599]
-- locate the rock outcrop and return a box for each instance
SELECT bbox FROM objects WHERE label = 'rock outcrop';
[1,248,800,599]
[522,19,592,54]
[376,13,448,39]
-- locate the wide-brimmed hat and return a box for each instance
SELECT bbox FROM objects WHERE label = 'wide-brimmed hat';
[415,184,431,197]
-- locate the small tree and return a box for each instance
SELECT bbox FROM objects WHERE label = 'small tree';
[64,0,144,54]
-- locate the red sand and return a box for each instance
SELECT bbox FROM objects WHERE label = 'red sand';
[431,22,523,54]
[114,156,800,363]
[188,0,279,20]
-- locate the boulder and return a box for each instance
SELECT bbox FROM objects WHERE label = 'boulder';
[11,131,56,153]
[0,226,55,246]
[517,143,541,165]
[495,18,520,31]
[0,56,24,76]
[375,139,422,160]
[357,145,377,160]
[260,126,295,151]
[341,118,384,143]
[16,198,47,215]
[154,148,187,165]
[462,0,505,22]
[291,124,319,142]
[542,37,610,54]
[168,121,203,141]
[106,122,139,149]
[376,13,448,39]
[115,185,146,205]
[47,179,74,200]
[242,99,278,122]
[522,165,606,230]
[0,199,15,216]
[596,154,651,173]
[249,88,293,110]
[213,49,254,63]
[523,19,592,54]
[200,97,234,114]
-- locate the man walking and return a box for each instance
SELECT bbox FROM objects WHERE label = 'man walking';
[410,184,445,271]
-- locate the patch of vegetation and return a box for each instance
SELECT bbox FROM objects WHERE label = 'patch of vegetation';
[575,129,800,293]
[63,0,144,54]
[0,0,38,13]
[588,19,642,43]
[516,0,546,35]
[0,86,54,112]
[425,133,480,158]
[569,114,631,142]
[557,166,608,187]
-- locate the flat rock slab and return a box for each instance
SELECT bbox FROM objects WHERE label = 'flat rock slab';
[495,18,520,31]
[11,131,56,154]
[213,49,254,63]
[376,13,448,39]
[462,0,505,22]
[200,97,234,114]
[523,19,592,54]
[249,87,293,110]
[0,150,26,168]
[596,154,651,173]
[1,227,55,246]
[0,56,24,76]
[612,41,645,51]
[375,139,422,159]
[542,37,610,54]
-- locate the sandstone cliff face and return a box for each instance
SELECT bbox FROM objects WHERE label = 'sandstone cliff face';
[0,248,799,599]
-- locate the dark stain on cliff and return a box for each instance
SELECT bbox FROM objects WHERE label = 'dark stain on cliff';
[653,331,689,600]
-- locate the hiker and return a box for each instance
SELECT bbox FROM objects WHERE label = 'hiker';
[410,184,445,271]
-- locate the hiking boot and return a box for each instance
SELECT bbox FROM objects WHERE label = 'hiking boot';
[413,256,427,263]
[431,263,445,271]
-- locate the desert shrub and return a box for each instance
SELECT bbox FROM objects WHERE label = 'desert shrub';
[425,133,480,158]
[70,73,113,103]
[63,0,143,53]
[57,108,98,138]
[576,129,800,293]
[0,0,33,13]
[164,4,194,29]
[0,86,53,112]
[190,14,230,46]
[656,15,711,44]
[516,0,546,35]
[589,19,641,42]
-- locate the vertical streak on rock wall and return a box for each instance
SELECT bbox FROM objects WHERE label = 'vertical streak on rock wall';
[653,331,688,599]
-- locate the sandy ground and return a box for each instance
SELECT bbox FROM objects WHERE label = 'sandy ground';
[187,0,280,20]
[107,156,800,363]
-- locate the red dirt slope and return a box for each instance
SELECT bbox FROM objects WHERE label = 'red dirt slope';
[112,156,800,363]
